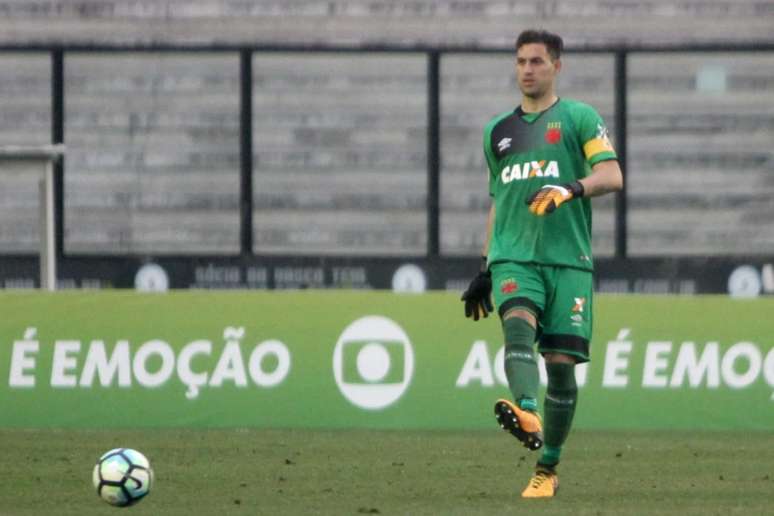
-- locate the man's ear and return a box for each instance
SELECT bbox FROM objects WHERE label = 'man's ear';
[553,58,562,73]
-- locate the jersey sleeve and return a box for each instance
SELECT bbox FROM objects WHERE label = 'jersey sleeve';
[575,104,617,166]
[483,119,499,197]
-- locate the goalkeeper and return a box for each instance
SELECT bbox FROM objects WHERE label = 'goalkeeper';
[461,29,623,498]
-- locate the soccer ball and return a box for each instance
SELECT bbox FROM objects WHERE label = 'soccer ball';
[92,448,153,507]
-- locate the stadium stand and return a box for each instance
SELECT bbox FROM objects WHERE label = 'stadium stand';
[0,1,773,46]
[63,53,241,253]
[0,1,772,256]
[252,54,427,255]
[627,54,774,255]
[0,55,52,252]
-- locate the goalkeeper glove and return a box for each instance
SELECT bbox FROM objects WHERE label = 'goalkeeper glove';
[525,181,584,215]
[461,257,493,321]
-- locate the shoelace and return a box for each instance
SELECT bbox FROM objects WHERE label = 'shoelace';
[530,471,553,489]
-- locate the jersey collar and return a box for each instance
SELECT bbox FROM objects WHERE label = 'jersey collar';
[515,97,561,123]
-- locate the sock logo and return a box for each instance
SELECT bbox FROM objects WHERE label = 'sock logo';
[333,316,414,410]
[545,393,575,405]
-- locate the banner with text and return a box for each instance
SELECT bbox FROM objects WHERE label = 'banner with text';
[1,291,772,430]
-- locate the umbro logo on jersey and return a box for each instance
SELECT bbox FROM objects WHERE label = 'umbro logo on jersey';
[497,138,512,152]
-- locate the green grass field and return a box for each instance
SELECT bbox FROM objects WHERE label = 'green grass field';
[1,429,772,516]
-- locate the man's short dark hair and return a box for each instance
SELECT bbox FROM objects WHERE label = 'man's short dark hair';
[516,30,563,61]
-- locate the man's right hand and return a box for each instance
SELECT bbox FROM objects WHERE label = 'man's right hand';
[461,271,493,321]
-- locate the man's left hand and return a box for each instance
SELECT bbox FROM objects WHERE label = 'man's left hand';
[525,181,584,215]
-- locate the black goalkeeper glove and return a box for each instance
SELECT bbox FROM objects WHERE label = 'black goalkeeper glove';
[525,180,584,216]
[461,259,493,321]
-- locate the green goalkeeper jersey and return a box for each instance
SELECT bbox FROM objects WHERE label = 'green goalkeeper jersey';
[484,98,617,271]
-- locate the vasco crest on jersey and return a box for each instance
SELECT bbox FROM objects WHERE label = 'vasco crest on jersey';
[545,122,561,144]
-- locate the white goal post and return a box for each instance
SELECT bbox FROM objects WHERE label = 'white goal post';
[0,144,65,291]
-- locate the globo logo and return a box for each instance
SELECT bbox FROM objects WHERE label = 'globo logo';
[332,316,414,410]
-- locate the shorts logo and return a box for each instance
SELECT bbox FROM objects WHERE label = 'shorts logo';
[500,279,518,294]
[572,297,586,313]
[545,122,561,144]
[332,316,414,410]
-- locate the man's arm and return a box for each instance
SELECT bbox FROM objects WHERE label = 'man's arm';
[461,202,495,321]
[578,159,623,197]
[525,159,623,215]
[482,203,495,258]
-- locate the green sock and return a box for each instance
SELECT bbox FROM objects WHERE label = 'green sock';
[540,362,578,467]
[502,317,538,411]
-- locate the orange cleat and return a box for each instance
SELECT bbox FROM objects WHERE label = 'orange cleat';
[521,467,559,498]
[494,398,543,451]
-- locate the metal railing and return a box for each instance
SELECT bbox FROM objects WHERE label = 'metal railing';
[0,41,770,260]
[0,42,773,292]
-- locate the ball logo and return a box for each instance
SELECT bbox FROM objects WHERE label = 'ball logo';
[391,264,427,293]
[333,316,414,410]
[728,265,762,298]
[134,263,169,292]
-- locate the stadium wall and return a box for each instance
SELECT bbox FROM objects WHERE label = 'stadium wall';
[1,43,773,295]
[1,291,772,430]
[1,0,773,46]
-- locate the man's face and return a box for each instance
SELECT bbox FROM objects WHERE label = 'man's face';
[515,43,561,99]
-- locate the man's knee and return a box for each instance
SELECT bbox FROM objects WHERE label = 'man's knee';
[503,308,537,329]
[543,352,577,364]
